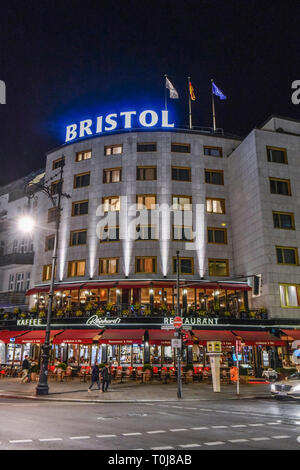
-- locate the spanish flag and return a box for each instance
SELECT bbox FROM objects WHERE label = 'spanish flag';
[189,80,196,101]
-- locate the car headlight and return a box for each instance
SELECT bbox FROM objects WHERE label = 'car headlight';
[291,384,300,392]
[271,384,276,391]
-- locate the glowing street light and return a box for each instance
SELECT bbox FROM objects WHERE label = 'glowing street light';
[18,215,35,233]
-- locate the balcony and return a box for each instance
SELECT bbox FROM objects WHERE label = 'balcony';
[0,252,34,266]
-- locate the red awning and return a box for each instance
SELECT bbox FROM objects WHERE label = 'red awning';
[281,329,300,340]
[147,329,193,346]
[26,287,50,296]
[191,330,236,346]
[99,329,145,344]
[52,329,102,344]
[15,330,64,344]
[0,330,29,343]
[232,330,285,346]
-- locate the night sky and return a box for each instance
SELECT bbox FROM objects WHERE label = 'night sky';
[0,0,299,185]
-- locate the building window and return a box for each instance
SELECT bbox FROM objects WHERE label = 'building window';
[42,264,52,281]
[104,144,123,156]
[273,212,295,230]
[206,198,226,214]
[15,273,24,292]
[52,156,65,170]
[137,142,157,152]
[173,257,194,274]
[136,195,157,210]
[267,146,287,164]
[72,200,89,216]
[76,150,92,162]
[276,246,298,265]
[279,284,300,307]
[135,257,157,273]
[171,143,191,153]
[12,240,18,253]
[172,195,192,210]
[0,241,5,256]
[70,229,87,246]
[205,169,224,185]
[45,235,55,252]
[25,272,31,291]
[136,225,158,240]
[102,196,120,212]
[208,227,227,244]
[208,259,229,276]
[99,258,119,275]
[136,166,157,181]
[74,172,90,188]
[103,168,122,183]
[100,226,120,242]
[172,226,193,241]
[8,274,14,290]
[50,180,63,195]
[172,167,191,182]
[204,146,223,157]
[48,207,58,223]
[68,260,86,277]
[270,178,291,195]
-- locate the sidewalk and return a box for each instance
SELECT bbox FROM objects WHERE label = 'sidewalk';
[0,378,271,403]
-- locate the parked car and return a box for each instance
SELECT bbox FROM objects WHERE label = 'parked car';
[271,372,300,399]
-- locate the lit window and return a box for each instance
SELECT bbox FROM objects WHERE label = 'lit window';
[103,168,121,183]
[104,145,123,156]
[136,195,156,210]
[208,259,229,276]
[99,258,119,274]
[206,198,225,214]
[135,257,156,273]
[172,195,192,210]
[42,264,52,281]
[68,260,86,277]
[102,196,120,212]
[136,167,157,181]
[76,150,92,162]
[279,284,300,307]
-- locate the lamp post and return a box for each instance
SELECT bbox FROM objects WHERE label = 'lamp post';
[21,160,69,395]
[176,250,182,399]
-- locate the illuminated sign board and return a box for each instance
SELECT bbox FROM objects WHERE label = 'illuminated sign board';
[65,109,174,142]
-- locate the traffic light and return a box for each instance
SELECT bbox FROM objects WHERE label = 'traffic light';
[181,331,190,346]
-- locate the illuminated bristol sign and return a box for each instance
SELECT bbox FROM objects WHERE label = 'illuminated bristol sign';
[65,109,174,142]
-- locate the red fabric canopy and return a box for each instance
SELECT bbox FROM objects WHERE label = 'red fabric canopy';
[52,329,102,344]
[99,329,145,344]
[281,329,300,340]
[0,330,29,343]
[191,330,236,346]
[15,330,64,344]
[232,330,284,346]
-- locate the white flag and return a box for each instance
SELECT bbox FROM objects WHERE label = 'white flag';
[165,76,179,99]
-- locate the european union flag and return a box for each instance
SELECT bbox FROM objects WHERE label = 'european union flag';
[212,82,227,100]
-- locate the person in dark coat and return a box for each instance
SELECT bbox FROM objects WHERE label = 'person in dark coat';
[101,364,110,392]
[88,362,101,392]
[21,355,30,383]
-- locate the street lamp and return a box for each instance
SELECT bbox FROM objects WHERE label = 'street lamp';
[176,250,182,399]
[20,160,69,395]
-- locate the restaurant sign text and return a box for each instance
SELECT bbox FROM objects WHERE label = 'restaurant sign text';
[164,317,219,326]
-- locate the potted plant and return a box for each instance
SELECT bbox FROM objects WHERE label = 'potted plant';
[57,362,67,380]
[170,309,176,316]
[3,312,9,319]
[96,308,105,317]
[39,310,46,319]
[239,305,248,319]
[259,307,267,319]
[20,312,27,319]
[122,309,129,316]
[143,364,153,381]
[75,310,83,317]
[86,302,93,313]
[30,364,39,381]
[144,308,151,316]
[249,311,256,319]
[223,310,231,318]
[65,305,72,312]
[134,303,141,312]
[198,310,206,317]
[160,304,167,314]
[105,303,113,313]
[56,309,64,317]
[13,307,21,315]
[30,306,38,314]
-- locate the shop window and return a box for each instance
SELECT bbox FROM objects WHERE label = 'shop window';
[136,166,157,181]
[273,212,295,230]
[172,167,191,182]
[270,178,291,195]
[74,172,90,188]
[45,234,55,251]
[205,169,224,185]
[52,156,65,170]
[70,230,87,246]
[75,150,92,162]
[207,227,227,244]
[103,168,122,183]
[171,143,191,153]
[132,344,143,365]
[266,146,287,164]
[136,195,157,210]
[72,200,89,216]
[104,144,123,156]
[137,142,157,152]
[279,284,300,307]
[208,259,229,276]
[172,195,192,210]
[150,345,161,364]
[204,146,223,157]
[68,260,86,277]
[99,258,119,274]
[120,345,131,365]
[100,226,120,242]
[276,246,298,265]
[135,257,156,273]
[173,257,194,274]
[102,196,120,212]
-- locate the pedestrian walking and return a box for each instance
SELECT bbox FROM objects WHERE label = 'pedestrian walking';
[21,355,30,383]
[101,363,110,392]
[88,362,101,392]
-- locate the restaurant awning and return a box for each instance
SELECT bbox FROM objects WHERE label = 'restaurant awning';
[0,330,29,343]
[52,329,103,344]
[15,330,64,344]
[99,329,145,344]
[281,329,300,340]
[191,330,236,346]
[147,329,193,346]
[232,331,285,346]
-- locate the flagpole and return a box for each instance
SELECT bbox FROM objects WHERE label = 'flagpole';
[211,78,216,132]
[188,76,192,129]
[164,74,168,111]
